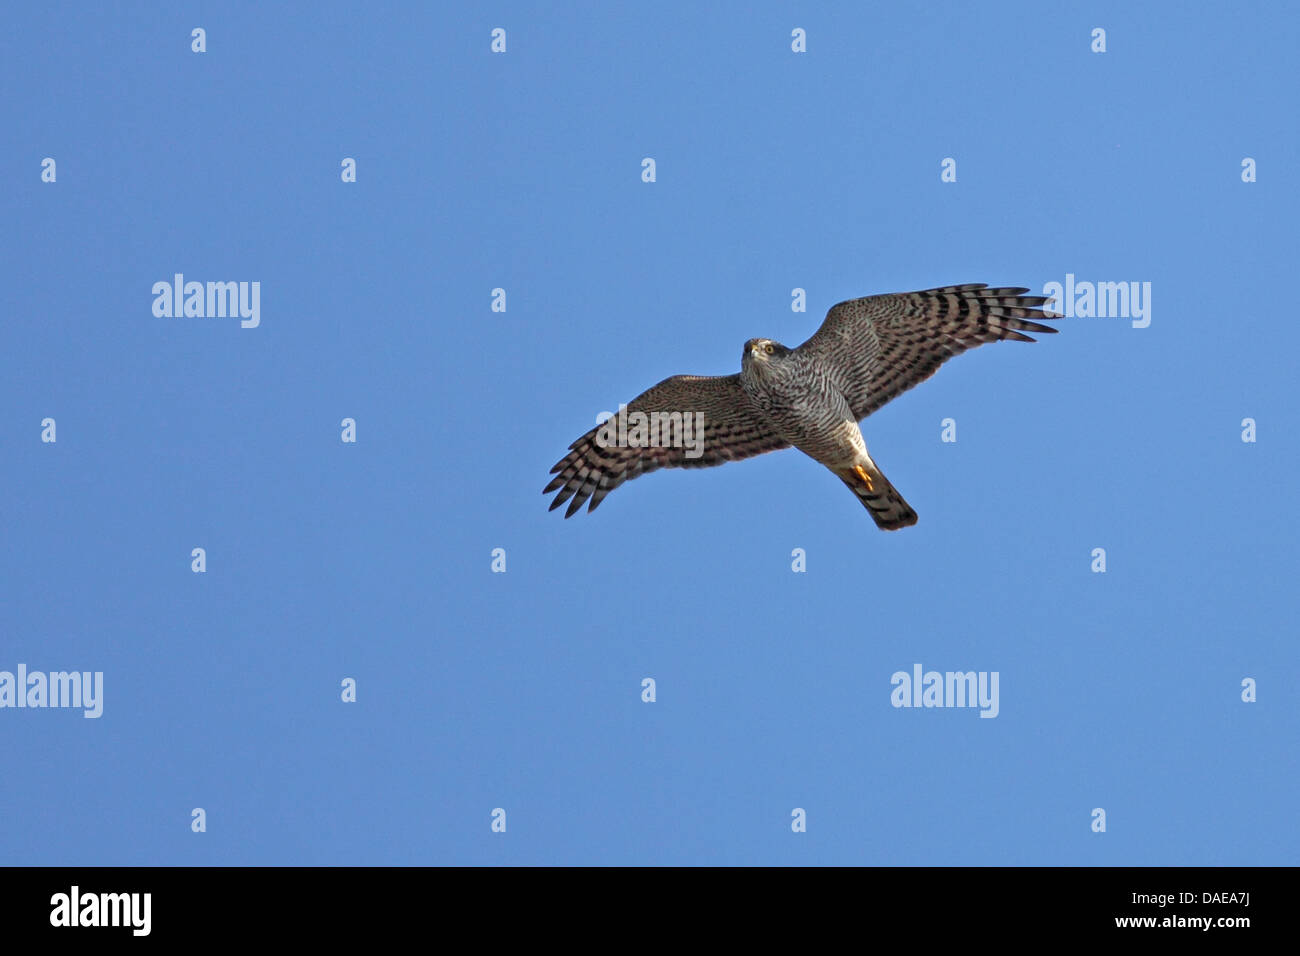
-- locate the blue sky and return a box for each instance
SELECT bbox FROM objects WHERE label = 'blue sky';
[1,1,1295,865]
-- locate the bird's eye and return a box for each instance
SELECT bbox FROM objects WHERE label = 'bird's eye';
[764,343,775,355]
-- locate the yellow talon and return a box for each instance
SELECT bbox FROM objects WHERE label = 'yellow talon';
[853,464,875,492]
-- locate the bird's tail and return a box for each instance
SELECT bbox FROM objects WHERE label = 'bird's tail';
[837,460,918,531]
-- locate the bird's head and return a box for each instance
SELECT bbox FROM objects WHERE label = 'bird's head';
[742,338,791,371]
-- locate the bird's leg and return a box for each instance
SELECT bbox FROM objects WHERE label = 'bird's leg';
[853,463,875,492]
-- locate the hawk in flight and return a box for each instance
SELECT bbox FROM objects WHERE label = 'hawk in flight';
[545,284,1059,530]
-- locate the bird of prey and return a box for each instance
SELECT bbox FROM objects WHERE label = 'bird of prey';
[544,284,1059,530]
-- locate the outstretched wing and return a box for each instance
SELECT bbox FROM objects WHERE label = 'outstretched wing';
[796,284,1060,421]
[544,374,788,517]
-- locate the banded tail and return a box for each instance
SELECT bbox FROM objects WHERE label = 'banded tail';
[838,460,918,531]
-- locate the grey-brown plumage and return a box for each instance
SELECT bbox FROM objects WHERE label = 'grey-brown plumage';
[545,284,1059,529]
